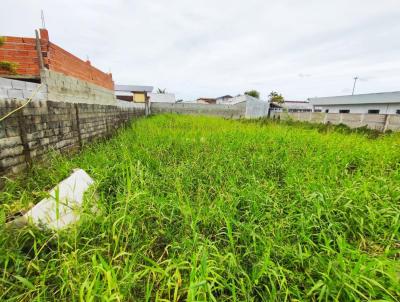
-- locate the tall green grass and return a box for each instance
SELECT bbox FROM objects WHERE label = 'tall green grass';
[1,114,399,301]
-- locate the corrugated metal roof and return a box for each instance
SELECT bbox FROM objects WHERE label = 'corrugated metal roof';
[309,91,400,105]
[115,84,153,92]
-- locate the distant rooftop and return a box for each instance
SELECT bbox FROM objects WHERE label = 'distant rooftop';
[216,95,233,100]
[270,100,312,110]
[309,91,400,105]
[115,84,153,93]
[284,100,310,103]
[197,97,216,101]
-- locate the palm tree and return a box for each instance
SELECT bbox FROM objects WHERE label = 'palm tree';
[268,91,284,103]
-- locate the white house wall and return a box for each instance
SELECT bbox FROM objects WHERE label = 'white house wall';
[218,95,260,105]
[148,93,176,103]
[315,103,400,114]
[309,91,400,105]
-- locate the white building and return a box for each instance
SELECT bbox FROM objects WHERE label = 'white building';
[309,91,400,114]
[269,100,312,113]
[148,92,176,103]
[215,95,233,103]
[217,94,260,105]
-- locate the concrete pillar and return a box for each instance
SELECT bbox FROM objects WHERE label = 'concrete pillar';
[383,114,390,132]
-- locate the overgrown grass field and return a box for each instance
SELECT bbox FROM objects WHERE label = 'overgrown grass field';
[1,115,399,301]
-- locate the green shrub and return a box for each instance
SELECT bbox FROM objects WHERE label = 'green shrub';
[244,89,260,99]
[0,61,18,74]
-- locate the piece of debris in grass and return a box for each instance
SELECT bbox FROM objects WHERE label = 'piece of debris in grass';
[7,169,95,230]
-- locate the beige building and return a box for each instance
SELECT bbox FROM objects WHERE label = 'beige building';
[197,97,217,104]
[115,85,153,103]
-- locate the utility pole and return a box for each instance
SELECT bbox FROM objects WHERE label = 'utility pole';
[352,76,358,95]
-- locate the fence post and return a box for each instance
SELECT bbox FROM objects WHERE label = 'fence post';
[105,115,110,137]
[359,113,365,127]
[16,108,31,166]
[383,114,390,132]
[74,104,82,149]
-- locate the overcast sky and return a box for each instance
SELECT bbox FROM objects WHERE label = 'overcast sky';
[1,0,400,101]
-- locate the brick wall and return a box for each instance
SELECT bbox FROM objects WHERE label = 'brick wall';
[45,42,114,90]
[0,36,42,77]
[0,29,114,90]
[0,99,144,176]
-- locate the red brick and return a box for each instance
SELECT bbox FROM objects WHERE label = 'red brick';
[39,29,49,41]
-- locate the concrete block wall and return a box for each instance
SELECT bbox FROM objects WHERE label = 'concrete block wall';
[41,70,116,105]
[0,99,144,176]
[273,112,400,131]
[151,101,270,119]
[385,115,400,131]
[0,77,47,100]
[151,102,248,118]
[245,99,269,118]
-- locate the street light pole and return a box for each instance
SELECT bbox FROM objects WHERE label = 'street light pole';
[352,77,358,95]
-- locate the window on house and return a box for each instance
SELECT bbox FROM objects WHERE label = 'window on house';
[325,109,329,113]
[396,110,400,114]
[368,109,380,114]
[314,109,322,112]
[339,109,350,113]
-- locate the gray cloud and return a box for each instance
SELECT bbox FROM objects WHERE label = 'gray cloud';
[1,0,400,100]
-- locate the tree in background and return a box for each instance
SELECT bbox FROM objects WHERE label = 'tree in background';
[244,90,260,99]
[268,91,284,103]
[157,88,166,94]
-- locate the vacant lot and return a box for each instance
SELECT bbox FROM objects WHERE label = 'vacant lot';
[1,115,399,301]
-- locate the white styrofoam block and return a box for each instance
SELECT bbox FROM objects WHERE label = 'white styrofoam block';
[23,169,94,229]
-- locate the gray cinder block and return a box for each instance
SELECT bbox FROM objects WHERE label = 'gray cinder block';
[7,89,24,99]
[11,80,27,90]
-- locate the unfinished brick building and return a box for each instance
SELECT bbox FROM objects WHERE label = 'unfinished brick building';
[0,28,114,90]
[0,28,115,105]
